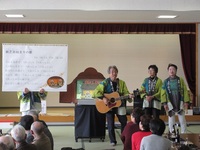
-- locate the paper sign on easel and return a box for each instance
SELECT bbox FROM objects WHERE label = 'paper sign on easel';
[2,43,68,92]
[41,100,47,114]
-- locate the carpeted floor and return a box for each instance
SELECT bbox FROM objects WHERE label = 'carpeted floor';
[50,125,200,150]
[1,108,200,150]
[1,122,200,150]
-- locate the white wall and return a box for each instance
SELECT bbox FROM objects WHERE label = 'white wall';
[0,34,187,107]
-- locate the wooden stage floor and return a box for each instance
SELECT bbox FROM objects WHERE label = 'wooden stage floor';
[0,107,200,125]
[0,107,75,123]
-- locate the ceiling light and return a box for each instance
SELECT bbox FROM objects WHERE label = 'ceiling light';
[5,14,24,18]
[157,15,177,19]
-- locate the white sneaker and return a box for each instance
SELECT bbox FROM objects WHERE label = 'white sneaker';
[110,142,116,146]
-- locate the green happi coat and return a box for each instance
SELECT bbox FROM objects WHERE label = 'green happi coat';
[140,77,163,110]
[161,76,190,112]
[17,91,47,112]
[92,78,132,115]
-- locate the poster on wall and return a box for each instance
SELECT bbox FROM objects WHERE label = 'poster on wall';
[2,43,68,92]
[76,79,103,100]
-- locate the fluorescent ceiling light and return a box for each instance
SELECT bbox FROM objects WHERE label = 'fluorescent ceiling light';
[5,14,24,18]
[157,15,177,19]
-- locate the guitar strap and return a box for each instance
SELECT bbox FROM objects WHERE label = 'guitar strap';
[105,78,119,93]
[115,79,127,106]
[107,78,126,106]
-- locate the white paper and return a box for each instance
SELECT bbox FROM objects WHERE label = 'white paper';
[41,100,47,114]
[2,43,68,92]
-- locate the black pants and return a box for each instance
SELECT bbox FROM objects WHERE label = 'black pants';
[106,110,127,144]
[144,107,160,119]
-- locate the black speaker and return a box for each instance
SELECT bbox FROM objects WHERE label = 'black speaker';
[133,89,143,108]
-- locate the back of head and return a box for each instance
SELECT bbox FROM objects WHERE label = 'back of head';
[28,111,39,121]
[0,142,8,150]
[131,107,144,125]
[20,115,34,130]
[0,135,15,150]
[150,118,166,136]
[31,121,44,136]
[28,111,48,128]
[11,124,26,143]
[140,115,152,131]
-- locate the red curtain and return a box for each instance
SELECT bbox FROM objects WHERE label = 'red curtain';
[179,34,196,105]
[0,23,195,34]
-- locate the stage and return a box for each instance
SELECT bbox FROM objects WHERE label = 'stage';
[0,107,200,126]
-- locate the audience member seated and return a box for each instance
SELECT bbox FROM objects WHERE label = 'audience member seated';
[131,115,152,150]
[28,111,54,150]
[11,124,37,150]
[31,121,51,150]
[28,111,47,127]
[19,115,34,143]
[121,107,144,150]
[140,118,171,150]
[0,142,8,150]
[0,135,15,150]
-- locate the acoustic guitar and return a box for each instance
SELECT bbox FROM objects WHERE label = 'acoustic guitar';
[95,89,145,114]
[95,92,130,114]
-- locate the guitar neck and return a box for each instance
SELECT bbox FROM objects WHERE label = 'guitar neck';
[115,95,129,101]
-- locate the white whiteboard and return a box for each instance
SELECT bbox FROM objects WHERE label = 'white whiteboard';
[2,43,68,92]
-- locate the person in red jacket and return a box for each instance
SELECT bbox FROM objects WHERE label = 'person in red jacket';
[131,115,152,150]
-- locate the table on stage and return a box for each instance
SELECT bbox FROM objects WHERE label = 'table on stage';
[74,100,106,142]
